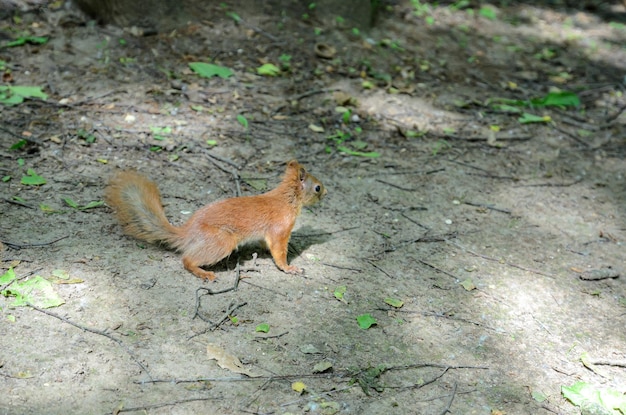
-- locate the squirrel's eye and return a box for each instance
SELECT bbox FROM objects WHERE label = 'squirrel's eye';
[315,185,321,193]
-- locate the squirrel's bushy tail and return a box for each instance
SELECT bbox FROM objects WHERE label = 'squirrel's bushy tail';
[105,171,182,246]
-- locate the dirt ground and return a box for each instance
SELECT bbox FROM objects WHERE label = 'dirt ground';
[1,1,626,414]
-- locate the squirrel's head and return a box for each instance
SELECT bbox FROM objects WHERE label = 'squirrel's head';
[286,160,327,206]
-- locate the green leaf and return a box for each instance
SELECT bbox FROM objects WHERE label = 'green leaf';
[404,130,425,138]
[313,361,333,373]
[150,126,172,135]
[257,63,281,76]
[532,91,580,108]
[2,36,48,48]
[226,11,241,22]
[237,114,248,129]
[491,104,522,113]
[0,268,17,285]
[49,269,83,284]
[206,139,217,147]
[479,6,497,20]
[337,146,380,158]
[351,140,368,150]
[0,85,47,106]
[255,323,270,333]
[189,62,233,79]
[63,197,79,208]
[10,139,27,150]
[356,313,377,329]
[334,285,347,301]
[532,390,547,403]
[384,297,404,308]
[490,92,579,110]
[0,93,24,105]
[9,86,48,100]
[39,203,58,213]
[342,109,351,124]
[77,128,96,144]
[518,113,551,124]
[460,278,476,291]
[52,269,70,280]
[2,275,65,308]
[21,169,46,186]
[242,177,267,191]
[80,201,104,210]
[562,381,626,415]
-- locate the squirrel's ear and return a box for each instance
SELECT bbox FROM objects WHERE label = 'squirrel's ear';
[286,160,305,180]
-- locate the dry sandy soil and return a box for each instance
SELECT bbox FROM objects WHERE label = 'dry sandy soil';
[1,1,626,414]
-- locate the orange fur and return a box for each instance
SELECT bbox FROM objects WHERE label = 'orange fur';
[104,160,326,281]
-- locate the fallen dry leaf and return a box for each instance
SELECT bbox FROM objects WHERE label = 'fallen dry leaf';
[206,343,262,378]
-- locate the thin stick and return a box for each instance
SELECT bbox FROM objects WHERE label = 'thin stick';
[272,88,337,114]
[587,359,626,368]
[603,102,626,124]
[439,382,458,415]
[400,212,430,230]
[204,152,240,169]
[135,362,488,384]
[0,125,43,145]
[240,279,288,297]
[291,226,360,238]
[367,259,395,278]
[1,235,69,250]
[321,263,362,272]
[418,260,459,280]
[367,167,445,177]
[27,303,153,380]
[517,178,583,187]
[463,201,511,214]
[236,18,281,43]
[375,179,419,192]
[420,311,500,332]
[450,241,553,278]
[113,397,219,414]
[254,331,289,341]
[3,198,36,209]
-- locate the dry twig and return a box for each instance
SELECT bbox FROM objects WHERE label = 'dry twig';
[440,382,458,415]
[27,303,153,380]
[450,241,553,278]
[112,397,220,414]
[1,235,69,250]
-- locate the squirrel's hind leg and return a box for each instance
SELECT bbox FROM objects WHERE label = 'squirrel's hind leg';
[180,227,238,281]
[182,257,218,281]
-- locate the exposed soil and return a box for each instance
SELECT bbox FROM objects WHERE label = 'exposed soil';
[1,1,626,414]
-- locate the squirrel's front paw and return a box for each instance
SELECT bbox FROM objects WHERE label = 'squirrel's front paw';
[283,265,303,274]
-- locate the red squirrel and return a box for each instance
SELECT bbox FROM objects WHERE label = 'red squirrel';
[104,160,327,281]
